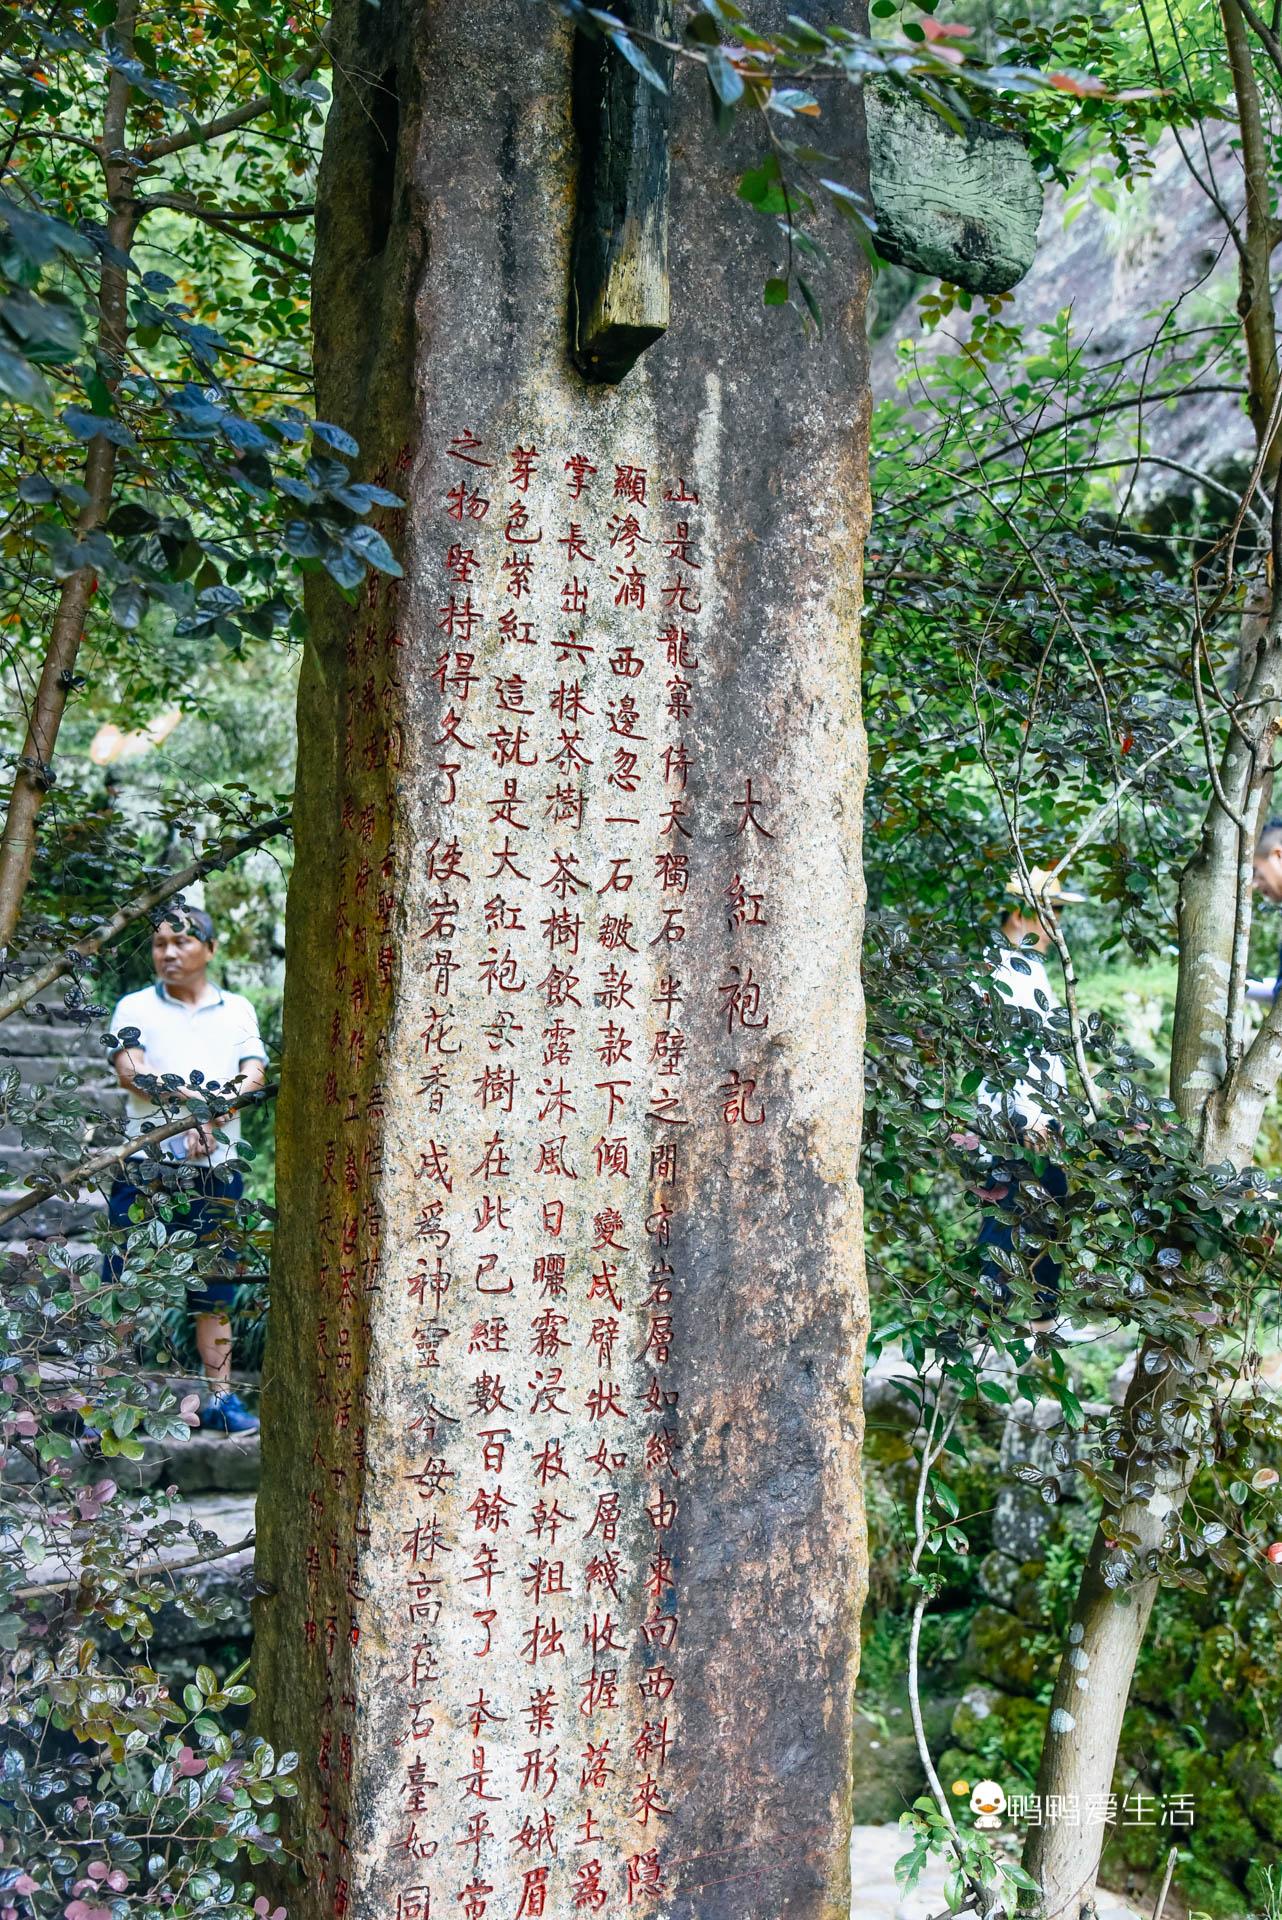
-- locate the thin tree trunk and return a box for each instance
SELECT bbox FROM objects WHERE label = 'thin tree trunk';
[1023,1350,1192,1917]
[1026,611,1282,1920]
[1023,20,1282,1904]
[1223,0,1280,471]
[0,7,138,952]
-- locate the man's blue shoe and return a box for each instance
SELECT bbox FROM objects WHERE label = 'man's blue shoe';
[200,1391,259,1435]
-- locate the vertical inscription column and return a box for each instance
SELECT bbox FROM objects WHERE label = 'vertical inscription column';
[257,6,870,1920]
[383,428,715,1916]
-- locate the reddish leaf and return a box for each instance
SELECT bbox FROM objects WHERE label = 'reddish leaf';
[1048,69,1108,95]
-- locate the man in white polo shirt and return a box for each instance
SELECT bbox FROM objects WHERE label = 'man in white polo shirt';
[105,908,267,1434]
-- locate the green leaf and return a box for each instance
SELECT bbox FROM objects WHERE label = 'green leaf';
[768,87,820,115]
[784,13,830,46]
[63,406,134,447]
[705,45,744,106]
[608,28,669,93]
[764,277,789,306]
[738,157,781,205]
[345,523,403,576]
[0,345,52,414]
[310,419,360,457]
[110,581,147,630]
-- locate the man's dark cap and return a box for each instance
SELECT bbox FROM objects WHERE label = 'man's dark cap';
[157,906,216,944]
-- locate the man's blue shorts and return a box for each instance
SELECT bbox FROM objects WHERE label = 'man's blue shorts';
[102,1168,245,1314]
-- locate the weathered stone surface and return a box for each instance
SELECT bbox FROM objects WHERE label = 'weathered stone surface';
[871,125,1248,522]
[966,1603,1042,1695]
[865,87,1042,296]
[976,1549,1043,1625]
[991,1396,1095,1564]
[254,7,870,1920]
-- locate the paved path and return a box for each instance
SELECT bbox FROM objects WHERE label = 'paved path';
[850,1823,1146,1919]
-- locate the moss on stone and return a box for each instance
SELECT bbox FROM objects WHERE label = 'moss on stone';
[967,1604,1049,1695]
[951,1684,1047,1779]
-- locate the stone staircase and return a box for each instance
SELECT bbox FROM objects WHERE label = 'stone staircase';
[7,1421,258,1649]
[0,995,258,1653]
[0,1006,119,1254]
[115,1428,257,1654]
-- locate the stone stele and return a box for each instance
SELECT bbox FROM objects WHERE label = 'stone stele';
[254,5,870,1918]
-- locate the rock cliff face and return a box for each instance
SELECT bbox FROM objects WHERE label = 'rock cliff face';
[871,129,1251,522]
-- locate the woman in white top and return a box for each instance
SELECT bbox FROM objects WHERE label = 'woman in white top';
[973,870,1084,1324]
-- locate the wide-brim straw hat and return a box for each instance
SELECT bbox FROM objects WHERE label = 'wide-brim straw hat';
[1006,866,1087,906]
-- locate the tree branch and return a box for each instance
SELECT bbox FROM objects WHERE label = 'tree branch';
[135,197,314,223]
[139,40,329,162]
[15,1530,255,1604]
[0,814,290,1026]
[0,1083,278,1230]
[1226,0,1282,86]
[135,196,311,271]
[1222,0,1281,469]
[0,3,140,952]
[977,383,1247,470]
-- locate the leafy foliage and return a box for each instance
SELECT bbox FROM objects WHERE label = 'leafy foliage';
[553,0,1151,320]
[857,0,1282,1900]
[0,7,383,1916]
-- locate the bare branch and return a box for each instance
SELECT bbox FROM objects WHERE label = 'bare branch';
[139,40,329,162]
[1044,721,1203,886]
[135,195,312,270]
[1142,0,1247,257]
[137,193,314,223]
[0,1083,278,1230]
[0,813,290,1026]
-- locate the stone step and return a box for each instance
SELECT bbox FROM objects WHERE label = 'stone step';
[0,1051,116,1087]
[0,1114,122,1147]
[126,1425,261,1495]
[0,1189,107,1236]
[3,1423,260,1495]
[0,1019,110,1058]
[0,1145,111,1178]
[7,1487,256,1653]
[0,1237,102,1268]
[145,1490,257,1649]
[0,1094,125,1147]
